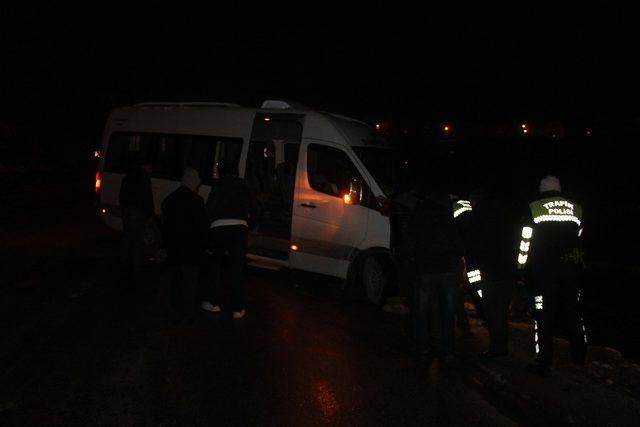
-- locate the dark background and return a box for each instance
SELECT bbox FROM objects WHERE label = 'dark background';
[1,4,639,356]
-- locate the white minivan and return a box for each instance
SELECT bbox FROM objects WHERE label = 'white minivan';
[96,100,395,303]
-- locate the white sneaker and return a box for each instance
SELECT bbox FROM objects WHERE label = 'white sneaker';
[201,301,221,313]
[233,309,246,319]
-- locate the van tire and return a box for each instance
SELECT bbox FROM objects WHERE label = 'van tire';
[362,256,387,305]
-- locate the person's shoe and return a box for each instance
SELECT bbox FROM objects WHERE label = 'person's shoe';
[479,350,508,359]
[201,301,221,313]
[526,362,551,377]
[233,309,246,319]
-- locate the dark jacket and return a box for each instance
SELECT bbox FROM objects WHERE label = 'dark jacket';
[119,168,154,217]
[205,176,252,224]
[391,189,420,261]
[161,186,208,264]
[468,196,516,282]
[410,194,465,275]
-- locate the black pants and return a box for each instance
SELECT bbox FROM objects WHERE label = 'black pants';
[483,280,514,354]
[205,225,248,311]
[532,266,587,366]
[121,207,147,273]
[170,261,199,319]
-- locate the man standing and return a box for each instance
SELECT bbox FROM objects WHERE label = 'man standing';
[119,157,154,276]
[202,163,252,319]
[451,196,474,330]
[517,176,587,376]
[161,168,208,323]
[468,189,516,358]
[410,186,465,363]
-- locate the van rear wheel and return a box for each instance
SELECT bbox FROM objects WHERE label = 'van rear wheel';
[362,256,387,305]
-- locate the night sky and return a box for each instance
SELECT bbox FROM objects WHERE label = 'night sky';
[2,3,639,130]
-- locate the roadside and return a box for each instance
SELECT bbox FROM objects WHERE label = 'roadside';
[1,168,639,425]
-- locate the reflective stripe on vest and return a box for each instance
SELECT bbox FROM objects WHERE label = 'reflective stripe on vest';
[529,197,583,226]
[453,200,472,218]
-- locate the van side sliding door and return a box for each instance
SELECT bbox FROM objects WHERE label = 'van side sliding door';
[245,113,304,260]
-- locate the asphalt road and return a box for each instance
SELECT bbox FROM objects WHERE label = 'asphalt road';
[2,172,638,425]
[0,222,525,426]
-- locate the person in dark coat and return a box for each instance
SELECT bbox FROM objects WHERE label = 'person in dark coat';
[388,187,421,314]
[410,186,465,362]
[119,158,154,275]
[201,163,252,319]
[161,168,208,323]
[467,189,516,358]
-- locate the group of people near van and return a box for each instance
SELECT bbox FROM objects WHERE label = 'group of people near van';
[120,157,586,376]
[393,174,587,376]
[120,159,251,323]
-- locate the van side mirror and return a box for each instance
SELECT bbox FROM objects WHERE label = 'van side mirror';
[343,178,363,205]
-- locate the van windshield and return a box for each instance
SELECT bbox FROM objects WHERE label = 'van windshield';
[352,147,395,196]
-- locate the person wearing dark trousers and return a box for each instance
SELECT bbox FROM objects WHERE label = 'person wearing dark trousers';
[202,163,252,319]
[119,158,154,276]
[161,168,208,324]
[468,189,516,358]
[410,188,465,363]
[389,187,421,313]
[204,225,248,316]
[517,176,587,376]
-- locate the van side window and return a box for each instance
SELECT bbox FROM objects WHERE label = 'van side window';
[153,135,180,179]
[181,136,217,185]
[307,144,363,198]
[214,139,243,179]
[104,132,241,185]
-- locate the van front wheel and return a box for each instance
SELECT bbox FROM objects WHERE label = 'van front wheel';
[362,256,387,305]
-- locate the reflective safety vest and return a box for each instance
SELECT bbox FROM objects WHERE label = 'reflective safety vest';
[452,199,478,285]
[452,199,472,219]
[517,194,584,270]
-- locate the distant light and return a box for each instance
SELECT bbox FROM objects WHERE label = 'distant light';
[264,117,271,122]
[343,193,353,205]
[375,123,381,130]
[101,208,107,214]
[443,125,450,133]
[94,150,101,158]
[290,244,299,251]
[586,129,592,136]
[521,123,527,129]
[523,129,529,134]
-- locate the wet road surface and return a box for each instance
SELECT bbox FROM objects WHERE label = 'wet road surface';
[1,229,520,425]
[2,173,638,425]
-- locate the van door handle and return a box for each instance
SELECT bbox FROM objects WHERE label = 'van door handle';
[300,203,316,209]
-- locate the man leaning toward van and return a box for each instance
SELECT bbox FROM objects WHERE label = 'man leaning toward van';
[202,163,252,319]
[161,168,208,324]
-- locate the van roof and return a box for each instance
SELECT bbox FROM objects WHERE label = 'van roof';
[109,102,387,148]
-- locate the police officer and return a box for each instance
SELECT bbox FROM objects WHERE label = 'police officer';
[517,176,587,376]
[452,196,486,323]
[451,196,473,329]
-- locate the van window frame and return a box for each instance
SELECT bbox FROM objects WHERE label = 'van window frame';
[104,131,242,185]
